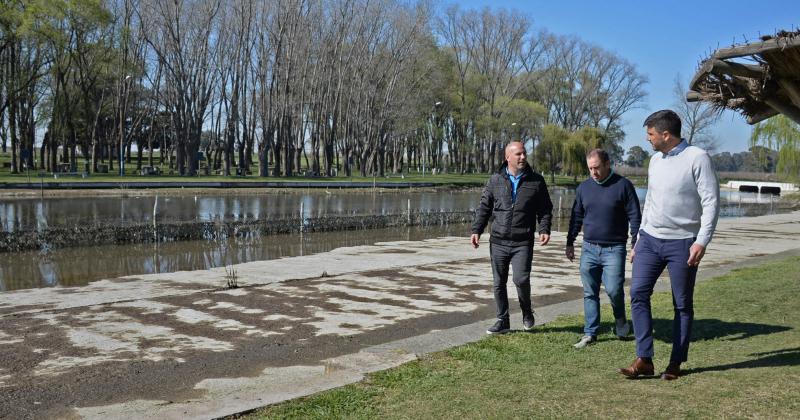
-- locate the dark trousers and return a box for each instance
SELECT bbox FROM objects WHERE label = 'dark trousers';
[630,230,697,363]
[490,242,533,321]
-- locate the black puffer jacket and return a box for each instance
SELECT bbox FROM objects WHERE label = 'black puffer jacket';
[472,163,553,246]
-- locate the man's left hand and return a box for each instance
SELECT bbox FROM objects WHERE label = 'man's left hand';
[687,243,706,266]
[539,233,550,246]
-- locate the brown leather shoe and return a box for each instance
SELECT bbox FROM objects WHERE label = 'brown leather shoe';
[661,362,682,380]
[618,357,655,378]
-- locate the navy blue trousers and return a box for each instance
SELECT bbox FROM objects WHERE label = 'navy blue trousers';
[630,230,698,363]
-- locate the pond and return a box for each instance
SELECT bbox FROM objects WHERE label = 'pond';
[0,188,790,291]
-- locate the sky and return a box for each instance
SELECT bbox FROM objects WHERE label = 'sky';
[454,0,799,154]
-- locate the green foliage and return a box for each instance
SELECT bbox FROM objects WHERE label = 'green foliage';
[498,97,547,141]
[10,0,110,44]
[711,148,778,173]
[625,145,648,167]
[534,124,568,178]
[750,115,800,181]
[564,127,605,176]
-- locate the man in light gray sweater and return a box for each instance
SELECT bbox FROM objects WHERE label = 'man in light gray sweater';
[619,110,720,380]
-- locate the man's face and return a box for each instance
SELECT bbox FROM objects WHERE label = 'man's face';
[505,143,527,172]
[646,126,669,152]
[586,156,610,182]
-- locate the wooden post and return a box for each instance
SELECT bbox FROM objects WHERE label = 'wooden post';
[407,198,411,225]
[558,195,563,218]
[153,195,158,243]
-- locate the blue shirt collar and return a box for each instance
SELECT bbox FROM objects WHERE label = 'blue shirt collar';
[505,167,524,202]
[664,139,689,157]
[505,167,524,180]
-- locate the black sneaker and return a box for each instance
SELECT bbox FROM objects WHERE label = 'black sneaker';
[522,313,535,331]
[486,319,510,334]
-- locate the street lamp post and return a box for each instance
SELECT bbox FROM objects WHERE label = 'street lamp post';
[424,101,442,178]
[119,75,131,176]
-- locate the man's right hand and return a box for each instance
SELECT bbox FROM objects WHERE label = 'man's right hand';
[565,245,574,261]
[470,234,480,249]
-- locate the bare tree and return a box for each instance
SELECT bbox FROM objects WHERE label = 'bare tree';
[1,1,653,180]
[139,0,221,176]
[673,74,719,152]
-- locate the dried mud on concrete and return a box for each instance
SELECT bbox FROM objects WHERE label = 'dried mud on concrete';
[0,212,799,419]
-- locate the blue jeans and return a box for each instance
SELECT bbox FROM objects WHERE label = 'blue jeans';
[580,242,627,336]
[630,230,697,363]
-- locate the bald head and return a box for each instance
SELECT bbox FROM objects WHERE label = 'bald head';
[505,141,524,157]
[504,141,527,175]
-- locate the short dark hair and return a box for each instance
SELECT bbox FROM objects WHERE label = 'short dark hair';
[643,109,681,138]
[586,148,610,163]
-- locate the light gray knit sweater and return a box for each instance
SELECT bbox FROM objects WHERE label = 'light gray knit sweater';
[640,140,720,247]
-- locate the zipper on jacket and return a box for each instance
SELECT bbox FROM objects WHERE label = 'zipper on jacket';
[507,174,515,216]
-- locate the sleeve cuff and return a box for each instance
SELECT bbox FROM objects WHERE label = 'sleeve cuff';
[694,234,712,248]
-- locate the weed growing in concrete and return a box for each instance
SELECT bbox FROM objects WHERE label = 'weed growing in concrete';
[224,265,238,289]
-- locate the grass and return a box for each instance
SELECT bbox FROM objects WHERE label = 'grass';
[244,256,800,419]
[0,171,491,185]
[0,151,585,187]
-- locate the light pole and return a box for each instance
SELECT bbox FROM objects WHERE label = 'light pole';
[119,74,131,176]
[424,101,442,178]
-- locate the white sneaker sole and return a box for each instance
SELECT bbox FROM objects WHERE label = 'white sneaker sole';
[573,338,596,349]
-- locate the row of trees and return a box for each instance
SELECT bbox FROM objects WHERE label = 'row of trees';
[1,0,648,177]
[710,147,778,173]
[625,143,782,174]
[623,112,798,181]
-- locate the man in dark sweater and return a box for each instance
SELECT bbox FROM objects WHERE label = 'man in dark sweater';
[471,141,553,334]
[565,149,641,348]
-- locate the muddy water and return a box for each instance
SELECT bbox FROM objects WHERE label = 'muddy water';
[0,223,475,291]
[0,190,488,231]
[0,188,784,231]
[0,188,790,291]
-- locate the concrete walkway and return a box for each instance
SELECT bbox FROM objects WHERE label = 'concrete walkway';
[0,211,798,419]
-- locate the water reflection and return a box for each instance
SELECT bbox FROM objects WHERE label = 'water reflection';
[0,188,785,232]
[0,188,791,291]
[0,223,472,291]
[0,191,486,231]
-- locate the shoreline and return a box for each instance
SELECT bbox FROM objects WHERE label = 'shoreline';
[0,184,483,198]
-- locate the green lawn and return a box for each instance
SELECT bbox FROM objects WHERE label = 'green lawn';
[246,257,800,419]
[0,151,586,187]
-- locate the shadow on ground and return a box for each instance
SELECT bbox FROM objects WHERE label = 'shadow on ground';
[683,347,800,376]
[647,318,794,376]
[652,317,791,343]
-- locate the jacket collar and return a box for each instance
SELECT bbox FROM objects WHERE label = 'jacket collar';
[498,162,534,178]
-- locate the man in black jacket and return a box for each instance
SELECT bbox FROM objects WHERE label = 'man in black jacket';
[471,141,553,334]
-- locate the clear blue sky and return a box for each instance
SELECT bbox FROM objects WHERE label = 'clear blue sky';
[453,0,799,153]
